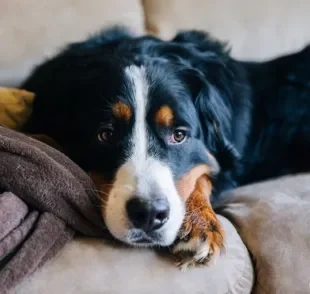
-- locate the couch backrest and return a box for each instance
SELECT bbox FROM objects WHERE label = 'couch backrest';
[0,0,145,87]
[1,0,310,86]
[143,0,310,60]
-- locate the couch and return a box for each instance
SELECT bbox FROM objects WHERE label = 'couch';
[1,1,310,293]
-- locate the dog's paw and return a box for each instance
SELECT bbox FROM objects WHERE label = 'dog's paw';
[172,207,224,271]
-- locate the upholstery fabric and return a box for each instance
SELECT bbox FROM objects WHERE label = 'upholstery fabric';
[143,0,310,60]
[13,217,254,294]
[218,174,310,294]
[0,0,145,86]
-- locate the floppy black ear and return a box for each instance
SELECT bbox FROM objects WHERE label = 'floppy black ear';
[68,26,134,51]
[172,30,231,56]
[172,31,250,170]
[184,68,241,170]
[21,26,133,140]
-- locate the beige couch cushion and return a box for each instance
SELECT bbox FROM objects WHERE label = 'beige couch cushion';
[218,174,310,294]
[143,0,310,60]
[0,0,145,87]
[12,216,254,294]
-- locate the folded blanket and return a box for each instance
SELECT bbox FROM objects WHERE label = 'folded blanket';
[0,126,108,293]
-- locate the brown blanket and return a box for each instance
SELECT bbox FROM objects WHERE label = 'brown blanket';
[0,126,108,293]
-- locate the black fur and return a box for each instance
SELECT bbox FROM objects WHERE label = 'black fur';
[22,27,310,202]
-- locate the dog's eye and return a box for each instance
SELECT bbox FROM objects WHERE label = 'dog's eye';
[170,128,187,144]
[98,128,115,144]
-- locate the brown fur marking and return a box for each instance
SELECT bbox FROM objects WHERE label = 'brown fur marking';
[177,164,212,201]
[113,101,132,121]
[155,105,174,126]
[178,175,225,262]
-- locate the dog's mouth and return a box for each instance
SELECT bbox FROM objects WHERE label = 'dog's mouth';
[126,229,164,246]
[131,237,153,244]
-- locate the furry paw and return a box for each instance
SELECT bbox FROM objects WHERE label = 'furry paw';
[172,208,224,270]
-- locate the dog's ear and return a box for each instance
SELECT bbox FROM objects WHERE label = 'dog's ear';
[185,68,240,170]
[172,30,230,56]
[171,31,244,170]
[21,26,133,141]
[68,26,134,51]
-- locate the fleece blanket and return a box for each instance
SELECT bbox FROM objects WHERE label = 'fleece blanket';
[0,126,108,293]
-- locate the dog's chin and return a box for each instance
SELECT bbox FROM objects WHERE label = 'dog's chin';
[126,230,163,247]
[103,216,183,248]
[124,228,178,247]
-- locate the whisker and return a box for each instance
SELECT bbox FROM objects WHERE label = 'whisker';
[93,203,107,208]
[86,188,109,195]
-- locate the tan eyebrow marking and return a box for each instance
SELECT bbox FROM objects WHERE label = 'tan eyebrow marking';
[155,105,174,126]
[113,101,132,121]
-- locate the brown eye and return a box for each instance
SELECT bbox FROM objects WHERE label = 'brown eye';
[98,128,115,143]
[171,129,187,144]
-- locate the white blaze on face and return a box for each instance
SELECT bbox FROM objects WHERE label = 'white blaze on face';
[103,65,184,246]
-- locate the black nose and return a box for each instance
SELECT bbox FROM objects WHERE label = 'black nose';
[126,198,170,232]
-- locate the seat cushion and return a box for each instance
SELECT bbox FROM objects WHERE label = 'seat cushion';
[0,0,145,87]
[143,0,310,60]
[12,216,254,294]
[218,174,310,294]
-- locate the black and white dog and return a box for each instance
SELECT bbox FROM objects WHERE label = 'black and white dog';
[23,27,310,268]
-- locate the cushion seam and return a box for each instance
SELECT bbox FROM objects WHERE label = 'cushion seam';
[225,248,254,294]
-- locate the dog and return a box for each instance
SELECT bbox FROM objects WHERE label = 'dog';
[22,27,310,268]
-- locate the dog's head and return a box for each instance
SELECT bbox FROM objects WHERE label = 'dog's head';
[23,27,249,246]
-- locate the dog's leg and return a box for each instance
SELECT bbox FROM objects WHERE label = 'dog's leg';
[172,175,224,270]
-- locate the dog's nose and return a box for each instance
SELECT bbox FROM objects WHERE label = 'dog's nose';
[126,198,170,232]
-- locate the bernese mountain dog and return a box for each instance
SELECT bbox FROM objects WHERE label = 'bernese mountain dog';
[22,27,310,269]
